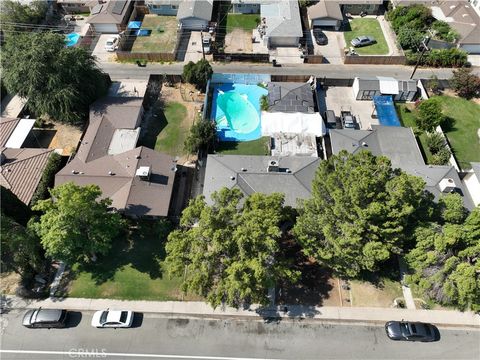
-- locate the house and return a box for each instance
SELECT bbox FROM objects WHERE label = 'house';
[260,1,303,48]
[202,155,321,207]
[0,117,54,205]
[87,0,134,33]
[57,0,97,14]
[463,163,480,206]
[307,0,343,30]
[230,0,262,14]
[435,1,480,54]
[145,0,180,16]
[352,77,418,101]
[469,0,480,17]
[55,97,176,217]
[177,0,213,30]
[329,125,475,209]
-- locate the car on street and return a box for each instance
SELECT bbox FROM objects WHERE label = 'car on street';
[312,29,328,45]
[104,36,119,52]
[385,321,438,342]
[91,310,134,328]
[22,308,68,328]
[350,36,376,47]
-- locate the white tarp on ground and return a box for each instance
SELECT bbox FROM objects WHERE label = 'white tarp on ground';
[5,118,35,148]
[377,76,399,95]
[261,112,326,137]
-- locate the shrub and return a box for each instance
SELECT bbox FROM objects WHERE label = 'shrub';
[29,152,62,207]
[417,98,445,132]
[431,20,458,43]
[260,95,269,111]
[182,59,213,91]
[431,147,451,165]
[426,132,445,154]
[184,119,217,154]
[397,26,424,50]
[387,5,433,33]
[427,75,440,94]
[450,68,480,99]
[406,48,467,67]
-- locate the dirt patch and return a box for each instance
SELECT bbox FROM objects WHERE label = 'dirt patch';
[350,279,402,307]
[225,28,253,53]
[0,272,21,295]
[48,122,83,155]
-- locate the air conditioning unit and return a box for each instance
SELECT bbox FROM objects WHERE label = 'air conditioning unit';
[135,166,151,181]
[267,160,279,172]
[439,178,457,193]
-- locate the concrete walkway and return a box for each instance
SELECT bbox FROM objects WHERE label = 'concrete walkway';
[398,257,416,310]
[5,296,479,328]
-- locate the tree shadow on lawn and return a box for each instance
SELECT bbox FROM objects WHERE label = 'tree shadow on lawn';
[138,99,168,149]
[356,257,401,289]
[76,219,172,285]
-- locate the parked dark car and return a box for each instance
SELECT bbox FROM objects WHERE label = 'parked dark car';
[22,308,68,328]
[350,36,376,47]
[313,29,328,45]
[341,111,357,129]
[385,321,438,342]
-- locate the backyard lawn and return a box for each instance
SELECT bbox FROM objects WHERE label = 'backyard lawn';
[226,14,260,33]
[154,102,189,157]
[131,15,177,53]
[343,18,389,55]
[67,220,192,301]
[436,95,480,169]
[215,137,270,155]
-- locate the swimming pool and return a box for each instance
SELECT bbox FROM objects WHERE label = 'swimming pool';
[65,33,80,47]
[211,83,268,141]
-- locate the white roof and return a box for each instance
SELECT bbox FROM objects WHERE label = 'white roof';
[377,76,399,95]
[107,128,140,155]
[261,112,326,137]
[5,118,35,148]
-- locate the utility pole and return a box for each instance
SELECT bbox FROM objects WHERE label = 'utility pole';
[200,31,206,60]
[410,34,431,80]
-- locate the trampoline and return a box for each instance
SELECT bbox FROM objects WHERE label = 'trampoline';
[373,96,401,127]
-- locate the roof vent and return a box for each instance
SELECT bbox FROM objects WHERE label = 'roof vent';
[267,160,279,172]
[135,166,151,181]
[285,168,292,173]
[230,176,235,180]
[241,168,247,172]
[135,155,141,159]
[362,142,368,147]
[439,178,457,193]
[71,170,79,174]
[108,171,115,176]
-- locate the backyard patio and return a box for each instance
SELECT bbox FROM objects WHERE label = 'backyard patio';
[131,15,178,53]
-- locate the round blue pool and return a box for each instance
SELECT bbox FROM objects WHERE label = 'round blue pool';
[65,32,80,47]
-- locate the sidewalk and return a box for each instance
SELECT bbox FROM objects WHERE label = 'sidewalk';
[6,296,479,328]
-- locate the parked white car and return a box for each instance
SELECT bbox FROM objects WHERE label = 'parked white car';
[91,310,133,328]
[104,36,119,52]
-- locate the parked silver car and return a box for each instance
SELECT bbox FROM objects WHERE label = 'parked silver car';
[350,36,376,47]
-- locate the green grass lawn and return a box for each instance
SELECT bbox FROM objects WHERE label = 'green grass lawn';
[226,14,260,33]
[343,18,389,55]
[396,104,435,164]
[215,137,270,155]
[131,15,178,53]
[153,102,189,157]
[68,220,190,301]
[435,96,480,170]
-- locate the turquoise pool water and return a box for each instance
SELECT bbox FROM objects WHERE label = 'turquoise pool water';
[65,33,80,47]
[212,83,268,142]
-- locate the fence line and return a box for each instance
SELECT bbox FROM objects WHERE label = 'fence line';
[344,55,406,65]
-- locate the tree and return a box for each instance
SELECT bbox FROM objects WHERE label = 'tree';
[431,147,451,166]
[31,182,125,264]
[184,119,216,154]
[1,212,45,277]
[426,132,445,154]
[406,207,480,311]
[427,75,440,94]
[294,150,428,278]
[438,193,468,225]
[416,98,445,132]
[450,68,480,99]
[397,26,424,50]
[0,0,48,30]
[164,188,299,308]
[1,32,109,124]
[182,59,213,91]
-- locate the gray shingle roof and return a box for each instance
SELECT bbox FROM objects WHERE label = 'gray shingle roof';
[308,0,343,21]
[267,82,315,113]
[202,155,321,207]
[261,0,302,38]
[0,118,20,148]
[177,0,213,21]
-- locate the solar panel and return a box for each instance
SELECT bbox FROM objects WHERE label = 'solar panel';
[112,0,127,15]
[90,4,103,15]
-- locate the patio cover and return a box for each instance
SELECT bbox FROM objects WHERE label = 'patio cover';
[261,112,326,137]
[127,21,142,29]
[5,118,35,148]
[377,76,399,95]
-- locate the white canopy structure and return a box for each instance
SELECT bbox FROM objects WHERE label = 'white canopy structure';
[5,118,35,148]
[377,76,399,95]
[261,112,326,137]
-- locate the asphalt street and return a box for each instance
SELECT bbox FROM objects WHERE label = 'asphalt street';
[100,62,480,81]
[1,311,479,360]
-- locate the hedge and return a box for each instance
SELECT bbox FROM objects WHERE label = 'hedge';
[30,152,63,207]
[406,48,467,68]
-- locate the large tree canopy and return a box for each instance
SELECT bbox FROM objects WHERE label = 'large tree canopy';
[294,150,428,278]
[31,182,124,264]
[1,32,109,124]
[406,206,480,311]
[0,0,47,30]
[164,188,299,308]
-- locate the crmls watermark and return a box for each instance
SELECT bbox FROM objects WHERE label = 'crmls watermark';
[68,348,107,358]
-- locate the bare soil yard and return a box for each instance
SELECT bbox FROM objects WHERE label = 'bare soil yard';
[225,28,253,53]
[131,15,178,53]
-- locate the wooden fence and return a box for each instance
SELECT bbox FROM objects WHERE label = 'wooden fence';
[304,55,324,64]
[343,55,406,65]
[116,51,176,62]
[213,53,270,63]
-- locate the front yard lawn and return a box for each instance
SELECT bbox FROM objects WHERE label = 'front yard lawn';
[67,220,189,301]
[436,95,480,169]
[131,15,178,53]
[215,137,270,155]
[343,18,389,55]
[226,14,260,33]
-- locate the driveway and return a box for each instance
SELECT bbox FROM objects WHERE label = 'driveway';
[92,34,117,63]
[183,31,204,63]
[313,30,345,64]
